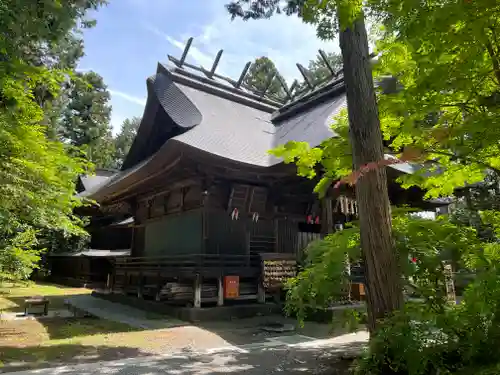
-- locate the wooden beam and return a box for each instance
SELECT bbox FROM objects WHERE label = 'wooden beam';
[136,178,198,205]
[217,277,224,307]
[321,197,334,236]
[193,274,202,308]
[104,156,182,204]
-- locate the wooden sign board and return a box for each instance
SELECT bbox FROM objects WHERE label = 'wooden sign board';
[224,276,240,299]
[260,253,297,290]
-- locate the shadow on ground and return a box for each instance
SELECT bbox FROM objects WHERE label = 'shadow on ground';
[40,317,140,340]
[0,315,139,341]
[0,344,153,373]
[1,341,365,375]
[192,315,352,346]
[3,295,79,313]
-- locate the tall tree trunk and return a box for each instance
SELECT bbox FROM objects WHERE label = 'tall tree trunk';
[339,14,404,332]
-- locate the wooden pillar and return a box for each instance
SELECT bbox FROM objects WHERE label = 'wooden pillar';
[217,276,224,306]
[111,259,118,293]
[123,270,128,294]
[257,278,266,303]
[444,263,456,304]
[137,272,143,299]
[155,269,163,302]
[321,196,334,236]
[193,274,202,308]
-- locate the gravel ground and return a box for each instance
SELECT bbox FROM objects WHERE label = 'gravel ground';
[3,332,368,375]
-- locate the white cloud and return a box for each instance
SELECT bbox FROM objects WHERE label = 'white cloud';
[144,25,214,68]
[109,89,146,106]
[108,90,146,134]
[185,2,341,84]
[75,67,92,73]
[144,1,341,85]
[109,1,343,133]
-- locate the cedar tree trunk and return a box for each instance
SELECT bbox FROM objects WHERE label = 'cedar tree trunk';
[339,14,404,332]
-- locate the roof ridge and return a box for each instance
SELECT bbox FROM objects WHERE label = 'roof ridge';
[159,64,280,114]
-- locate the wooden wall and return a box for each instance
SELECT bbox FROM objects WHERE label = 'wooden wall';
[128,175,325,258]
[205,211,247,255]
[143,210,203,256]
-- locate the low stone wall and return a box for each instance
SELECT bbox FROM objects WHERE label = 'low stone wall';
[92,291,283,322]
[48,276,104,289]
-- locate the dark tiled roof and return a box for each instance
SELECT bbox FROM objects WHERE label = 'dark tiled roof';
[85,62,418,201]
[157,64,348,167]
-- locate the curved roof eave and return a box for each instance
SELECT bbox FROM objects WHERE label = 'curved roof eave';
[84,141,183,202]
[83,65,421,204]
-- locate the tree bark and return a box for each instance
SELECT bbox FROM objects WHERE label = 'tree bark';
[339,14,404,333]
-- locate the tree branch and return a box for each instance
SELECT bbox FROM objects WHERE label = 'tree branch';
[485,35,500,86]
[423,149,500,176]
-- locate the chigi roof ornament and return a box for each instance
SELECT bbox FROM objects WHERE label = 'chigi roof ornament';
[166,37,346,105]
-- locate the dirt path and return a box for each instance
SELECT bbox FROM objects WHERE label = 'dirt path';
[65,295,184,329]
[2,332,368,375]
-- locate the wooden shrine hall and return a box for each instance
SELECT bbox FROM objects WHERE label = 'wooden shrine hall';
[76,38,438,308]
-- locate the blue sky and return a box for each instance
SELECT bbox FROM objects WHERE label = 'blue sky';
[78,0,341,133]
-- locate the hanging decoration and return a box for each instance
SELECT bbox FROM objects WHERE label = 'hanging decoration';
[305,215,320,224]
[336,196,358,216]
[252,212,259,223]
[231,207,239,220]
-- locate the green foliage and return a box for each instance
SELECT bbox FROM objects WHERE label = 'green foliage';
[0,228,42,283]
[0,74,90,278]
[285,226,361,323]
[226,0,365,39]
[0,0,106,281]
[295,51,343,92]
[60,71,114,168]
[231,0,500,202]
[271,109,352,196]
[307,51,342,80]
[286,212,480,321]
[244,57,286,100]
[227,1,500,373]
[357,265,500,375]
[114,116,141,168]
[371,0,500,197]
[287,210,500,374]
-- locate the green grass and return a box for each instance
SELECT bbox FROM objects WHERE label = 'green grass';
[0,282,91,313]
[0,317,214,372]
[0,282,222,372]
[0,317,146,371]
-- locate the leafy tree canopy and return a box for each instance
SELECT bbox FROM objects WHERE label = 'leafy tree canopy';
[244,56,286,99]
[0,0,107,281]
[296,51,343,92]
[372,0,500,197]
[244,0,500,202]
[60,71,115,168]
[114,116,141,169]
[307,51,342,79]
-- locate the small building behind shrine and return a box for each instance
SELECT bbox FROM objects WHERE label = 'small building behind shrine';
[47,169,134,287]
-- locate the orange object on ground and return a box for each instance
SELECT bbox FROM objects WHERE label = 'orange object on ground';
[351,283,366,301]
[224,276,240,299]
